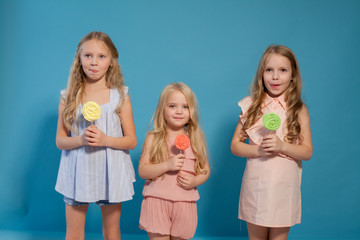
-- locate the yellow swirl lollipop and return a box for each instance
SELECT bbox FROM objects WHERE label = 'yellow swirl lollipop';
[82,101,101,123]
[262,113,281,131]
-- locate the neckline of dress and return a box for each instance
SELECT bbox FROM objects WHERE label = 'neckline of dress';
[81,89,112,107]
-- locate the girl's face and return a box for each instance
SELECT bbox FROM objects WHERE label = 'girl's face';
[263,53,292,98]
[80,39,112,82]
[164,91,190,131]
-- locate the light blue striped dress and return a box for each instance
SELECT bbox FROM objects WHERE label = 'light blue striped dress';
[55,87,135,203]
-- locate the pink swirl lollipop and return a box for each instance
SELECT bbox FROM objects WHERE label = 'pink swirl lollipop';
[174,135,190,151]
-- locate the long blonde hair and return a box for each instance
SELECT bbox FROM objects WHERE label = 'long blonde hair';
[241,45,303,144]
[147,82,208,175]
[63,31,125,133]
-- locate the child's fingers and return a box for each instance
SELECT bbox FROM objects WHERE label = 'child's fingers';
[177,178,188,188]
[176,154,185,159]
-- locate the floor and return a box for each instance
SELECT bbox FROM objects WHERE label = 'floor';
[0,230,358,240]
[0,230,247,240]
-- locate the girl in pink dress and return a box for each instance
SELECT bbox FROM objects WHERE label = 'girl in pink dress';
[139,82,210,240]
[231,45,313,240]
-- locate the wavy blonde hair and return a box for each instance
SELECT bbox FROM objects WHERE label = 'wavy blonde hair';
[146,82,208,175]
[241,45,304,144]
[63,31,125,133]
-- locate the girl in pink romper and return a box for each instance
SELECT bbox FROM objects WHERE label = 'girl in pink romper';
[231,45,313,240]
[139,82,210,240]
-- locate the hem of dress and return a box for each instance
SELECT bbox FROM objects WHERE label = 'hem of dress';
[238,217,301,228]
[55,187,135,203]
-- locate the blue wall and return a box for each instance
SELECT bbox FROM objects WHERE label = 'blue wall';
[0,0,359,238]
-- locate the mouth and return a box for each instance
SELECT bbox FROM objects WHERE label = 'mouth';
[89,69,99,74]
[270,84,281,89]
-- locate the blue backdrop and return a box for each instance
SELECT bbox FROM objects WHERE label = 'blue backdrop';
[0,0,359,239]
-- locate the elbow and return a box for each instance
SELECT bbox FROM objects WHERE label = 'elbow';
[129,137,137,150]
[230,143,237,155]
[138,172,146,180]
[138,167,148,180]
[302,145,313,161]
[230,143,244,157]
[56,138,64,150]
[303,150,313,161]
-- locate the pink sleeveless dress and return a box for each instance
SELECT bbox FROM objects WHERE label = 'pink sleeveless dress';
[238,93,302,227]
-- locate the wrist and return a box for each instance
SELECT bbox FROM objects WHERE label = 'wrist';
[280,141,287,154]
[165,159,171,172]
[79,135,85,147]
[104,135,110,147]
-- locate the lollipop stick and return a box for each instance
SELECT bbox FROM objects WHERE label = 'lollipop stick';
[91,121,94,151]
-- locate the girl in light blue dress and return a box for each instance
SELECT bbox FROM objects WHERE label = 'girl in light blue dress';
[55,31,136,240]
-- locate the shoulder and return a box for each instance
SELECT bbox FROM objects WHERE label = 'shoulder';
[298,104,310,124]
[145,131,155,143]
[142,132,155,151]
[299,104,309,116]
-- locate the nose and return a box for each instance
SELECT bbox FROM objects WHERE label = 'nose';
[90,57,98,65]
[175,107,183,114]
[272,70,279,80]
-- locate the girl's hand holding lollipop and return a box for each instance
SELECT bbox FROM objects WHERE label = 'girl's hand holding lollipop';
[261,113,283,154]
[82,101,101,148]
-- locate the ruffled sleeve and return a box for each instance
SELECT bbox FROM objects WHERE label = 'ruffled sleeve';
[60,89,67,100]
[238,96,252,125]
[123,86,129,96]
[237,96,273,145]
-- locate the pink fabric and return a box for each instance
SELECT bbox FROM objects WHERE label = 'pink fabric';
[237,94,302,227]
[142,137,200,201]
[139,197,197,239]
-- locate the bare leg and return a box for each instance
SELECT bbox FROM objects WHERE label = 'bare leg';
[65,204,89,240]
[246,222,269,240]
[148,232,170,240]
[100,203,122,240]
[269,227,290,240]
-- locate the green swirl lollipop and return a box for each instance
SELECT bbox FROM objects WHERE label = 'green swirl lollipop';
[262,113,281,131]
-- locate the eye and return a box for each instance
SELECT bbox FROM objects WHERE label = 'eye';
[100,55,106,59]
[169,104,175,108]
[84,54,91,58]
[265,68,272,72]
[183,105,189,109]
[281,68,287,72]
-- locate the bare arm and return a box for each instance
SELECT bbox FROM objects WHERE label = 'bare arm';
[56,98,84,150]
[84,94,137,150]
[138,134,185,180]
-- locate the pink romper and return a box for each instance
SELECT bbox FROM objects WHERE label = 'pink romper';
[238,94,302,227]
[139,137,199,238]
